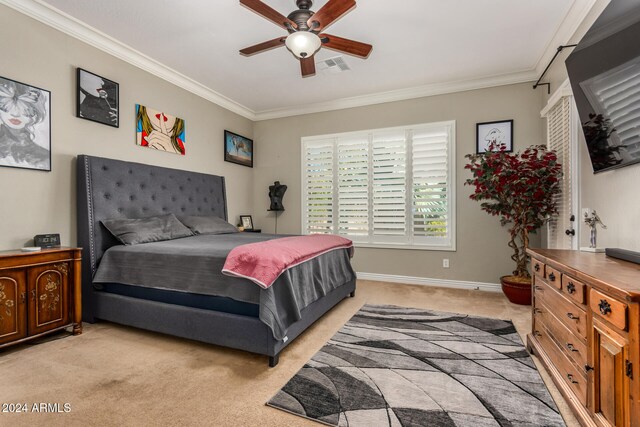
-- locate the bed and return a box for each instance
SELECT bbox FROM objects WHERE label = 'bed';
[76,154,356,366]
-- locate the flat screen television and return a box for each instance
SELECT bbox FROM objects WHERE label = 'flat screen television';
[566,7,640,174]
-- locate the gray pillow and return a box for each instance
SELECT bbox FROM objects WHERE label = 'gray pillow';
[102,213,194,245]
[178,215,239,235]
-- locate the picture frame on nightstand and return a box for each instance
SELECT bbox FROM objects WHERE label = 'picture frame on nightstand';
[240,215,254,230]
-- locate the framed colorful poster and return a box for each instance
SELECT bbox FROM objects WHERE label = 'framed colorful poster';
[136,104,186,155]
[224,130,253,167]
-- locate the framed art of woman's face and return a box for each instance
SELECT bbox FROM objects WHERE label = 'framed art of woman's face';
[0,76,51,171]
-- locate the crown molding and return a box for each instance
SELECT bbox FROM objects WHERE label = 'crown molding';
[356,272,501,293]
[252,69,538,121]
[534,0,605,77]
[0,0,257,121]
[2,0,603,122]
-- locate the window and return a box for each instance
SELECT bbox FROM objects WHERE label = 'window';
[542,80,579,250]
[302,121,456,250]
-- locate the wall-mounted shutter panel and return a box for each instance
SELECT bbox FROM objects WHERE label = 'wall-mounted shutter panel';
[337,136,369,238]
[546,96,572,249]
[302,122,455,250]
[372,130,406,240]
[303,139,334,234]
[412,125,451,246]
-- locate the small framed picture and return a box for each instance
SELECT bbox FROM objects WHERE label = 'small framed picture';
[0,75,51,171]
[224,130,253,168]
[77,68,119,128]
[240,215,254,230]
[476,119,513,153]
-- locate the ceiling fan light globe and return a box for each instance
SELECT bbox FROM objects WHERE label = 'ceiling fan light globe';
[285,31,321,59]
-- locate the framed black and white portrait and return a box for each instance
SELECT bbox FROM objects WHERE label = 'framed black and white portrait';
[476,119,513,153]
[0,76,51,171]
[240,215,254,230]
[77,68,119,128]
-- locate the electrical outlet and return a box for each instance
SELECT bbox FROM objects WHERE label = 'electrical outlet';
[443,259,450,268]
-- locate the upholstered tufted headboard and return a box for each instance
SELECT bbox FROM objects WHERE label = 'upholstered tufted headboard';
[76,155,228,307]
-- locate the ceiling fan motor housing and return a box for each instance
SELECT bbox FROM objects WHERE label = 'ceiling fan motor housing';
[296,0,313,10]
[288,0,316,33]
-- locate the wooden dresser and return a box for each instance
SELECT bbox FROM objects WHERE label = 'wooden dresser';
[527,249,640,426]
[0,248,82,349]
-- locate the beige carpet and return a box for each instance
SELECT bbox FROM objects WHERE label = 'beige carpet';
[0,280,579,427]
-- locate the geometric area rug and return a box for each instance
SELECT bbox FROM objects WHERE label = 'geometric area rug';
[267,304,565,426]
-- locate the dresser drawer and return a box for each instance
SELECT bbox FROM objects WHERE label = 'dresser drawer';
[532,259,545,279]
[590,289,627,331]
[536,281,588,340]
[535,300,587,369]
[534,323,588,407]
[560,275,586,305]
[545,265,562,290]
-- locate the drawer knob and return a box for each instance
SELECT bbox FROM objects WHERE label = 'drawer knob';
[535,286,543,291]
[566,373,579,384]
[566,343,578,352]
[534,264,540,272]
[534,331,542,337]
[585,364,594,372]
[566,282,576,294]
[566,312,579,320]
[598,299,612,316]
[548,272,556,282]
[534,308,543,314]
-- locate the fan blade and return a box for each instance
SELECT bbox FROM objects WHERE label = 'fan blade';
[320,33,372,58]
[307,0,356,32]
[300,56,316,77]
[240,37,286,56]
[240,0,297,30]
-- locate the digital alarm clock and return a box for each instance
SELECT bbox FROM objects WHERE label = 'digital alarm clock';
[33,234,61,248]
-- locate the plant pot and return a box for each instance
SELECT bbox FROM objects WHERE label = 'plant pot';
[500,275,532,305]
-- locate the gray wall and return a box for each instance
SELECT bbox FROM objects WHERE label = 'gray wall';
[253,83,544,283]
[2,4,578,284]
[0,5,254,250]
[541,0,640,252]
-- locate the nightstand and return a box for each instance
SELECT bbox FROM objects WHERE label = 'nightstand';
[0,247,82,349]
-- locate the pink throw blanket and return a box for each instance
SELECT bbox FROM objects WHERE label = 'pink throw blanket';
[221,234,353,289]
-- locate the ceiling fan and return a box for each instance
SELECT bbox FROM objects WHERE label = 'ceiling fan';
[239,0,372,77]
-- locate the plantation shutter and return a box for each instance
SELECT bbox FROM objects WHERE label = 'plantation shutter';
[546,96,573,249]
[302,139,334,234]
[337,136,369,239]
[372,130,406,241]
[412,125,453,247]
[302,121,455,250]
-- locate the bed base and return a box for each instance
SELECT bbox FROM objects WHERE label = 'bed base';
[76,154,357,367]
[88,279,355,367]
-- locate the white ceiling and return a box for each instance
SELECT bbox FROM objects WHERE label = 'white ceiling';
[27,0,594,118]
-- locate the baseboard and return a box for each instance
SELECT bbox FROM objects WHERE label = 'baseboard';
[356,272,501,293]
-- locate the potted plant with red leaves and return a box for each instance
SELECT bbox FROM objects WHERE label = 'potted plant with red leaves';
[465,143,562,305]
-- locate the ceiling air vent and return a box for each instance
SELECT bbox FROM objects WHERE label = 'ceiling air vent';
[317,56,351,74]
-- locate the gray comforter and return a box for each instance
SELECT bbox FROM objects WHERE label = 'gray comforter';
[93,233,355,340]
